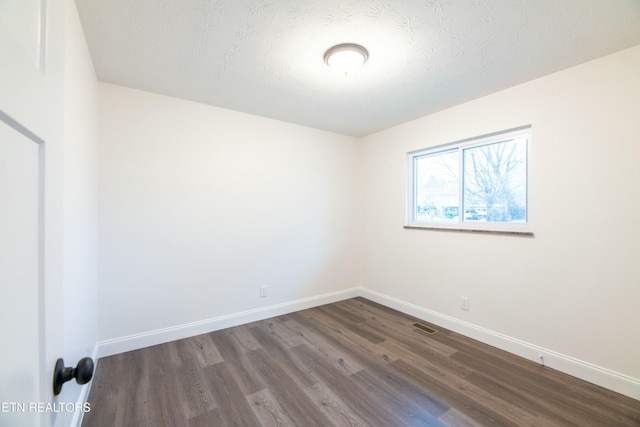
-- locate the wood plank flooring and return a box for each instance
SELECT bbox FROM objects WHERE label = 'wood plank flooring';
[82,298,640,426]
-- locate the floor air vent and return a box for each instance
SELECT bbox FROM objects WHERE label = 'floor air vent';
[413,323,437,334]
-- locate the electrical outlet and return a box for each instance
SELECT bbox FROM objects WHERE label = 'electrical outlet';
[260,285,267,298]
[461,296,470,311]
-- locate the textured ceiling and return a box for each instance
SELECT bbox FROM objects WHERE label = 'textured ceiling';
[76,0,640,137]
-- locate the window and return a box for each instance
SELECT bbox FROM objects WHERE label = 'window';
[406,126,531,234]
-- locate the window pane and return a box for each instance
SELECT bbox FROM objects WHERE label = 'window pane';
[415,151,459,222]
[463,137,527,223]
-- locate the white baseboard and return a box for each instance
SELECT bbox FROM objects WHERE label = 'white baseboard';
[96,288,359,359]
[359,288,640,401]
[91,286,639,402]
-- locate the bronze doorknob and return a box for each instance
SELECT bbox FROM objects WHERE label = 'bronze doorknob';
[53,357,94,396]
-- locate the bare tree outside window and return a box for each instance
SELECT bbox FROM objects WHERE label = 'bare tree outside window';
[463,137,527,222]
[408,127,530,230]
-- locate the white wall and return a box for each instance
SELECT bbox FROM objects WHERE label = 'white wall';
[62,0,98,421]
[97,84,361,342]
[361,45,640,388]
[92,42,639,397]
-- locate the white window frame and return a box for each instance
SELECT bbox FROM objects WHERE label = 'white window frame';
[406,126,532,235]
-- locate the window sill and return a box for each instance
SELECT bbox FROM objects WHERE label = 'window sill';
[403,225,534,237]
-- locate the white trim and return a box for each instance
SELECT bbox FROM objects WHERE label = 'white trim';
[69,343,99,427]
[95,288,359,359]
[88,286,639,403]
[359,288,640,401]
[406,125,532,233]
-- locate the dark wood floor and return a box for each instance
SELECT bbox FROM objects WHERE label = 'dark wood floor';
[82,297,640,426]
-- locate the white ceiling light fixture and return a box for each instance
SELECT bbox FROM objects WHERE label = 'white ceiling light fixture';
[323,43,369,77]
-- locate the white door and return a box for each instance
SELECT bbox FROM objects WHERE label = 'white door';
[0,0,65,426]
[0,123,42,426]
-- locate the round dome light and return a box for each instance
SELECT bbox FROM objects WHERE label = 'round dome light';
[323,43,369,77]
